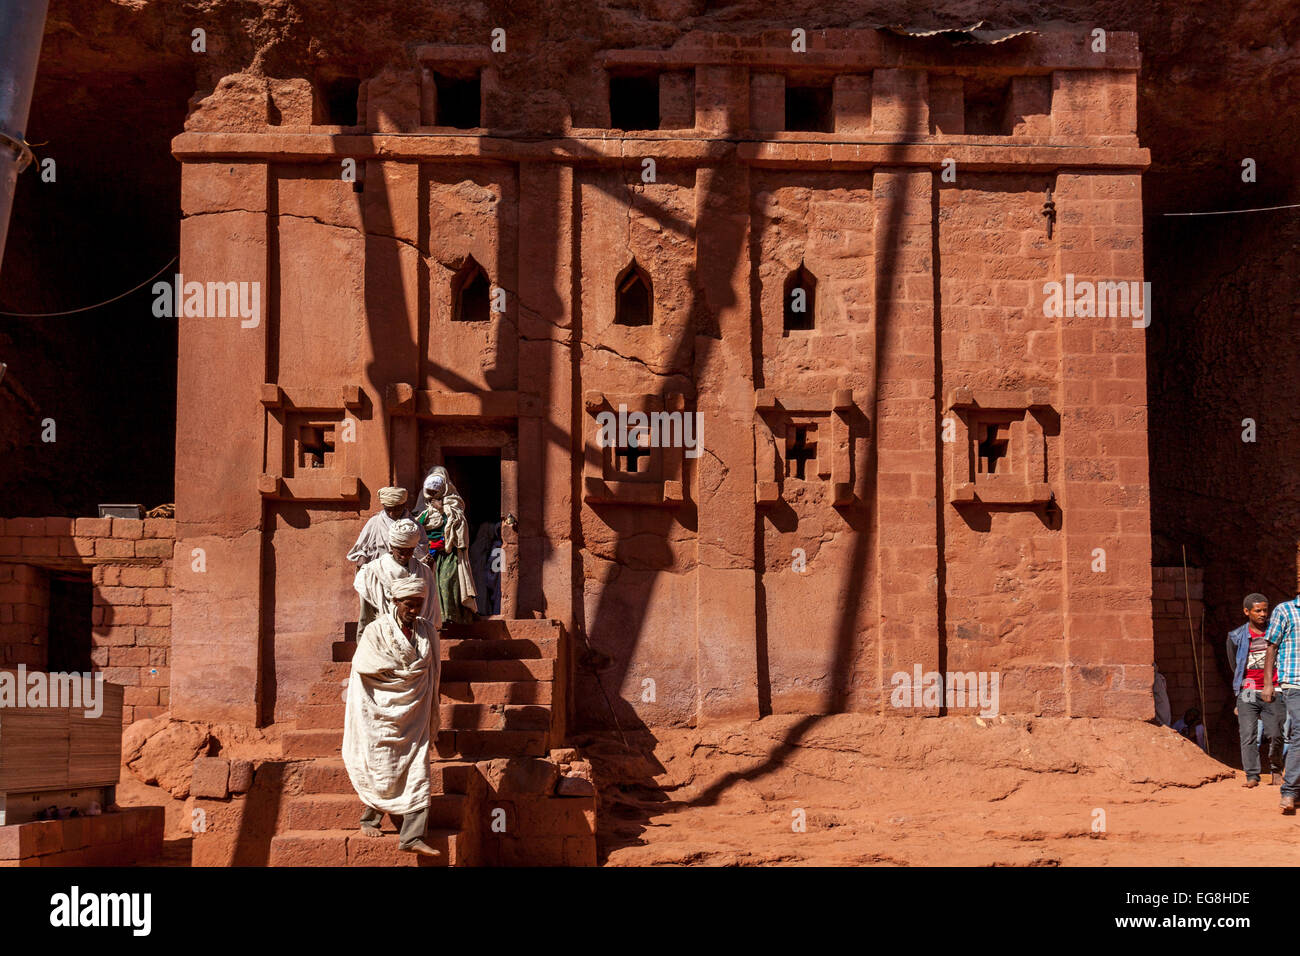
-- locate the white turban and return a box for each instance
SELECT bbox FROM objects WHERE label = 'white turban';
[388,519,421,548]
[423,472,446,497]
[377,486,407,507]
[390,576,427,599]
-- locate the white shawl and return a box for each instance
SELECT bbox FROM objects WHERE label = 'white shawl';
[346,509,426,565]
[342,610,440,815]
[353,552,440,626]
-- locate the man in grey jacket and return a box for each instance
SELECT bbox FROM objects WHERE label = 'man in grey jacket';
[1227,593,1284,787]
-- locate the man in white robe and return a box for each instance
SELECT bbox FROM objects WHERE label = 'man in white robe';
[353,519,438,635]
[343,575,441,857]
[346,486,426,566]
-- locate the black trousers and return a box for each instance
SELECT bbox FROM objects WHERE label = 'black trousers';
[1237,690,1286,778]
[361,804,429,849]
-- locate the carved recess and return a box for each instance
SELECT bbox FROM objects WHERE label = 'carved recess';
[754,388,860,506]
[945,387,1058,507]
[259,384,365,501]
[582,392,690,506]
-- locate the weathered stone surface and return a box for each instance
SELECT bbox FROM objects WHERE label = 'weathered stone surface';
[477,757,560,796]
[124,718,211,798]
[191,757,230,799]
[228,759,255,794]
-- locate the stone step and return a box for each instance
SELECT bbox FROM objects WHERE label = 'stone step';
[333,636,559,663]
[269,828,460,867]
[296,702,552,732]
[286,793,467,831]
[283,729,342,759]
[442,619,562,642]
[308,679,552,707]
[435,730,548,759]
[302,758,476,796]
[441,680,552,705]
[441,658,554,683]
[288,726,547,761]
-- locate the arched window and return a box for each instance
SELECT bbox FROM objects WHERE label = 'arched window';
[453,257,491,323]
[783,263,817,332]
[615,260,653,327]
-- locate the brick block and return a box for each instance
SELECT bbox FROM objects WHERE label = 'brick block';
[134,540,172,558]
[143,518,175,539]
[75,517,113,537]
[123,685,159,706]
[229,759,254,794]
[101,666,142,686]
[120,566,168,588]
[192,757,230,799]
[114,519,144,540]
[6,518,44,536]
[43,517,74,536]
[21,537,59,557]
[96,539,135,558]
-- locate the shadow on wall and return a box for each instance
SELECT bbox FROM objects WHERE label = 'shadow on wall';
[0,69,188,517]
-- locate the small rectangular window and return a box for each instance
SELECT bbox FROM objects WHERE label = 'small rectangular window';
[784,84,833,133]
[318,75,360,126]
[609,73,660,131]
[433,71,481,129]
[963,76,1012,135]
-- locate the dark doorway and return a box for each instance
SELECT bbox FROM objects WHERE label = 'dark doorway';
[48,574,92,672]
[443,451,504,616]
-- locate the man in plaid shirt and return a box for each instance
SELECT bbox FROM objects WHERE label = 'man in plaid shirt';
[1261,595,1300,812]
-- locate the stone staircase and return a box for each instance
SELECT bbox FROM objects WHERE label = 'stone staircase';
[268,618,567,866]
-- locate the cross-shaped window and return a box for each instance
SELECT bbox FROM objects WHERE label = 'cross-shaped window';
[300,425,335,470]
[977,423,1009,475]
[785,425,817,480]
[615,429,651,474]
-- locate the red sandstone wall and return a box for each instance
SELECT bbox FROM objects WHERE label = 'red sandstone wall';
[168,30,1153,730]
[939,173,1066,714]
[752,171,876,714]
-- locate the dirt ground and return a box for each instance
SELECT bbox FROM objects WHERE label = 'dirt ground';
[582,714,1297,866]
[115,712,1293,866]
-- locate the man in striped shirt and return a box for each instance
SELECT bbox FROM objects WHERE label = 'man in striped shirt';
[1260,594,1300,813]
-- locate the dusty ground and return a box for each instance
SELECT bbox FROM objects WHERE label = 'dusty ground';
[115,713,1292,866]
[582,715,1298,866]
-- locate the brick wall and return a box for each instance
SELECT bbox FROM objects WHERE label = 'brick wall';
[0,563,49,669]
[1152,566,1232,755]
[0,517,173,725]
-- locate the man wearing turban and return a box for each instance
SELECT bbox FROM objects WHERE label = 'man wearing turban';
[414,466,478,624]
[353,518,438,635]
[346,486,427,567]
[343,574,441,857]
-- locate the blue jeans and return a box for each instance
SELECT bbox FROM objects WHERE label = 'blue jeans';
[1281,689,1300,799]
